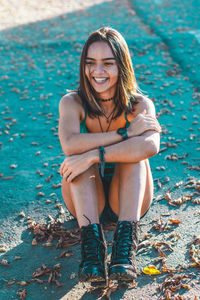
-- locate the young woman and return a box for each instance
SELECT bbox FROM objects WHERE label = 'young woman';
[59,27,161,284]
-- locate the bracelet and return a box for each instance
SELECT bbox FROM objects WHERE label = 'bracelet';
[117,127,128,140]
[99,146,106,178]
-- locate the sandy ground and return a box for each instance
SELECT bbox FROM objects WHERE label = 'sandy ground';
[0,0,110,30]
[0,0,200,299]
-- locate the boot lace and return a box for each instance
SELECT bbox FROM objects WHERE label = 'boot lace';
[112,222,138,264]
[81,227,105,266]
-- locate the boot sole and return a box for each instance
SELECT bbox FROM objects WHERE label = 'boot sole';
[79,273,106,283]
[109,266,137,282]
[109,272,137,282]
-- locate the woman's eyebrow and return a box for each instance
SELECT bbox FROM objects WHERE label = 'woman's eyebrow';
[85,57,116,61]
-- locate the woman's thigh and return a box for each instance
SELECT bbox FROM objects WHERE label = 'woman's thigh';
[108,159,154,218]
[61,164,106,218]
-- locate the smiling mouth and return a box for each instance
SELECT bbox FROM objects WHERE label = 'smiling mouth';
[93,77,109,84]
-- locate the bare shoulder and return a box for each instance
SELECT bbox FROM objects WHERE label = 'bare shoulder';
[58,92,83,139]
[134,94,156,117]
[59,92,81,110]
[59,92,83,116]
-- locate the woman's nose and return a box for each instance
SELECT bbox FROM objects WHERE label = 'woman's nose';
[93,63,105,74]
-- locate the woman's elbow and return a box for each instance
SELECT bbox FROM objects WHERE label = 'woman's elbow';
[60,138,80,156]
[146,140,160,157]
[62,145,73,156]
[59,137,73,156]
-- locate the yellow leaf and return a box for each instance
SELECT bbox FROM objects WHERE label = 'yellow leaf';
[143,265,161,275]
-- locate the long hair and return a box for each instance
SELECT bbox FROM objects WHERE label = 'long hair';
[78,27,141,118]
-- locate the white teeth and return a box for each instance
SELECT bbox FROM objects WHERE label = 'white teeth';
[93,77,108,83]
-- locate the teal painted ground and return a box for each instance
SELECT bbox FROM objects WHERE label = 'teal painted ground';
[0,0,199,299]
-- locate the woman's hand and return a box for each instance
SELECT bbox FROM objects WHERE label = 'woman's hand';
[59,151,95,183]
[127,110,162,137]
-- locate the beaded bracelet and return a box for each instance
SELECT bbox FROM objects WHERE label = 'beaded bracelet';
[99,146,106,178]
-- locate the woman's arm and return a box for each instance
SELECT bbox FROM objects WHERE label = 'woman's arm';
[90,130,159,164]
[59,94,161,156]
[60,130,159,182]
[60,97,161,182]
[97,97,161,163]
[59,94,123,156]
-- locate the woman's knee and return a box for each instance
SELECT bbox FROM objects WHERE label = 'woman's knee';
[62,164,98,186]
[61,165,105,215]
[118,161,145,168]
[117,161,146,176]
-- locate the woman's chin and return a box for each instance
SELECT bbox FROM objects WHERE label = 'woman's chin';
[91,85,115,97]
[92,86,108,95]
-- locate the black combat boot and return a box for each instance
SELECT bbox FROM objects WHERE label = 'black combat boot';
[108,220,139,282]
[78,223,107,283]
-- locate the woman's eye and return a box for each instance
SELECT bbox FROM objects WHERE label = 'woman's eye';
[104,62,113,66]
[85,61,94,65]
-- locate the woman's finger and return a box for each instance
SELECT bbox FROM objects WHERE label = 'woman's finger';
[149,125,162,132]
[63,168,72,180]
[151,124,162,132]
[59,164,64,176]
[62,164,69,176]
[60,161,66,176]
[66,172,76,183]
[146,119,161,127]
[146,121,161,131]
[67,174,73,183]
[144,115,158,122]
[136,114,158,123]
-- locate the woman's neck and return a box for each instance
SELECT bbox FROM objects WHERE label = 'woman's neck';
[97,92,116,115]
[101,100,116,115]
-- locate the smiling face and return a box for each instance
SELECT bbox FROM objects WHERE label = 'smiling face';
[85,41,119,99]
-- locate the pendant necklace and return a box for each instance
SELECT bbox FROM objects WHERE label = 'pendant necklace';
[101,104,116,123]
[98,96,115,122]
[98,106,116,132]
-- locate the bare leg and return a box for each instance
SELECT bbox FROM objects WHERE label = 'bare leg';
[109,159,153,222]
[108,159,153,282]
[61,164,107,282]
[61,164,105,227]
[118,160,146,222]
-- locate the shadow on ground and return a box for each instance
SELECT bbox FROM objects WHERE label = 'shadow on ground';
[0,0,200,299]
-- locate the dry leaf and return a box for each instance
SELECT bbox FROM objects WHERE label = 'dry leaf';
[0,259,10,266]
[143,265,161,275]
[17,281,29,286]
[7,280,16,286]
[164,188,172,201]
[16,289,27,300]
[169,219,181,224]
[70,273,76,279]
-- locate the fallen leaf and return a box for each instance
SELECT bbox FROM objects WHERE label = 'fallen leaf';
[10,164,18,169]
[0,259,10,266]
[17,281,29,286]
[7,280,16,286]
[16,289,27,300]
[169,219,181,224]
[143,265,161,275]
[70,273,76,279]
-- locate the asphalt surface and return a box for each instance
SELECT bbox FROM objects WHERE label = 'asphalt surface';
[0,0,199,299]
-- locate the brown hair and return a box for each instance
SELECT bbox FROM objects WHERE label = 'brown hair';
[78,27,140,118]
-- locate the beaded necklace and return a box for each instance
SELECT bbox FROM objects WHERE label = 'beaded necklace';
[99,96,114,102]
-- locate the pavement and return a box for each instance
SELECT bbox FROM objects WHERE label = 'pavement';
[0,0,199,299]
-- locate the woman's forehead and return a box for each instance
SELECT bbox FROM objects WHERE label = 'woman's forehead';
[86,41,115,60]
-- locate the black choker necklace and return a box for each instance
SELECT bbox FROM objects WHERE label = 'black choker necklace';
[99,97,114,102]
